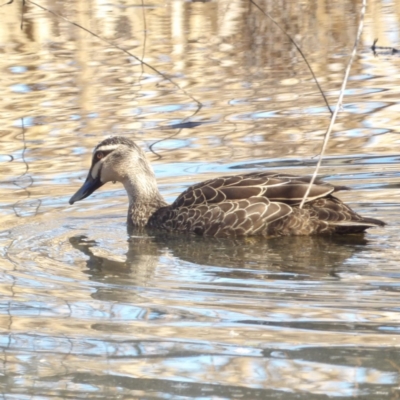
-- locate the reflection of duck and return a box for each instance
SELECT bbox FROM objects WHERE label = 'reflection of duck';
[69,233,367,295]
[148,232,368,272]
[69,136,384,237]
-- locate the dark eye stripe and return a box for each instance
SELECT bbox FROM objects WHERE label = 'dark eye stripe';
[92,150,113,164]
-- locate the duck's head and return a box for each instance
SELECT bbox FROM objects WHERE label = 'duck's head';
[69,136,152,205]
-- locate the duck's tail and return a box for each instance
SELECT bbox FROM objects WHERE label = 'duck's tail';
[329,216,385,234]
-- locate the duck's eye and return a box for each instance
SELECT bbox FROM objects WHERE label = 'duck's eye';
[96,152,104,160]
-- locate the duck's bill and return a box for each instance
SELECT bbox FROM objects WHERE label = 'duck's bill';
[69,174,104,205]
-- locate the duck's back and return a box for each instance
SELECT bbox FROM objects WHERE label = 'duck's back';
[148,172,384,237]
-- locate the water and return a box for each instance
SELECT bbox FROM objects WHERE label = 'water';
[1,0,400,398]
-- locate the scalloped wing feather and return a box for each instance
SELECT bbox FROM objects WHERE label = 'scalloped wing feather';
[147,172,383,236]
[151,197,292,237]
[172,174,334,208]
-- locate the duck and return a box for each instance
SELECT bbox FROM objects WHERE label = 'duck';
[69,136,385,237]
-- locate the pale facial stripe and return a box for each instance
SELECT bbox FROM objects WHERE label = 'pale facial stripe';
[94,144,119,153]
[91,161,102,179]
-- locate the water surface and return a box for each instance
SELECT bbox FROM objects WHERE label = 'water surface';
[1,0,400,398]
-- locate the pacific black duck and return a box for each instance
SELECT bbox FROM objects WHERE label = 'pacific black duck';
[69,136,385,237]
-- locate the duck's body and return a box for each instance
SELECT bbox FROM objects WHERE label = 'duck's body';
[69,136,385,237]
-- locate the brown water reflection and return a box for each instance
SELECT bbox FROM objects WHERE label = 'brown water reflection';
[1,0,400,398]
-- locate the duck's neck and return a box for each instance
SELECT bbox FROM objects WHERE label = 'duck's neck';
[123,172,167,228]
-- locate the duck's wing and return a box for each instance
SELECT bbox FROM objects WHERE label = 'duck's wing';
[241,171,348,191]
[151,173,336,236]
[150,173,383,236]
[172,173,336,208]
[154,197,292,236]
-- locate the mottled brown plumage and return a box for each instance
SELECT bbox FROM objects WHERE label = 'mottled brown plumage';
[69,136,385,237]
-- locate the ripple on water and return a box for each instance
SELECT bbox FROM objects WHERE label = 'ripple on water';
[0,189,399,397]
[2,0,400,397]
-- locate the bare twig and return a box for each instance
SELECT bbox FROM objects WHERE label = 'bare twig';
[12,118,42,217]
[139,0,147,75]
[0,0,14,8]
[130,0,147,90]
[0,0,25,27]
[20,0,25,29]
[250,0,332,115]
[371,38,399,55]
[299,0,367,209]
[27,0,202,113]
